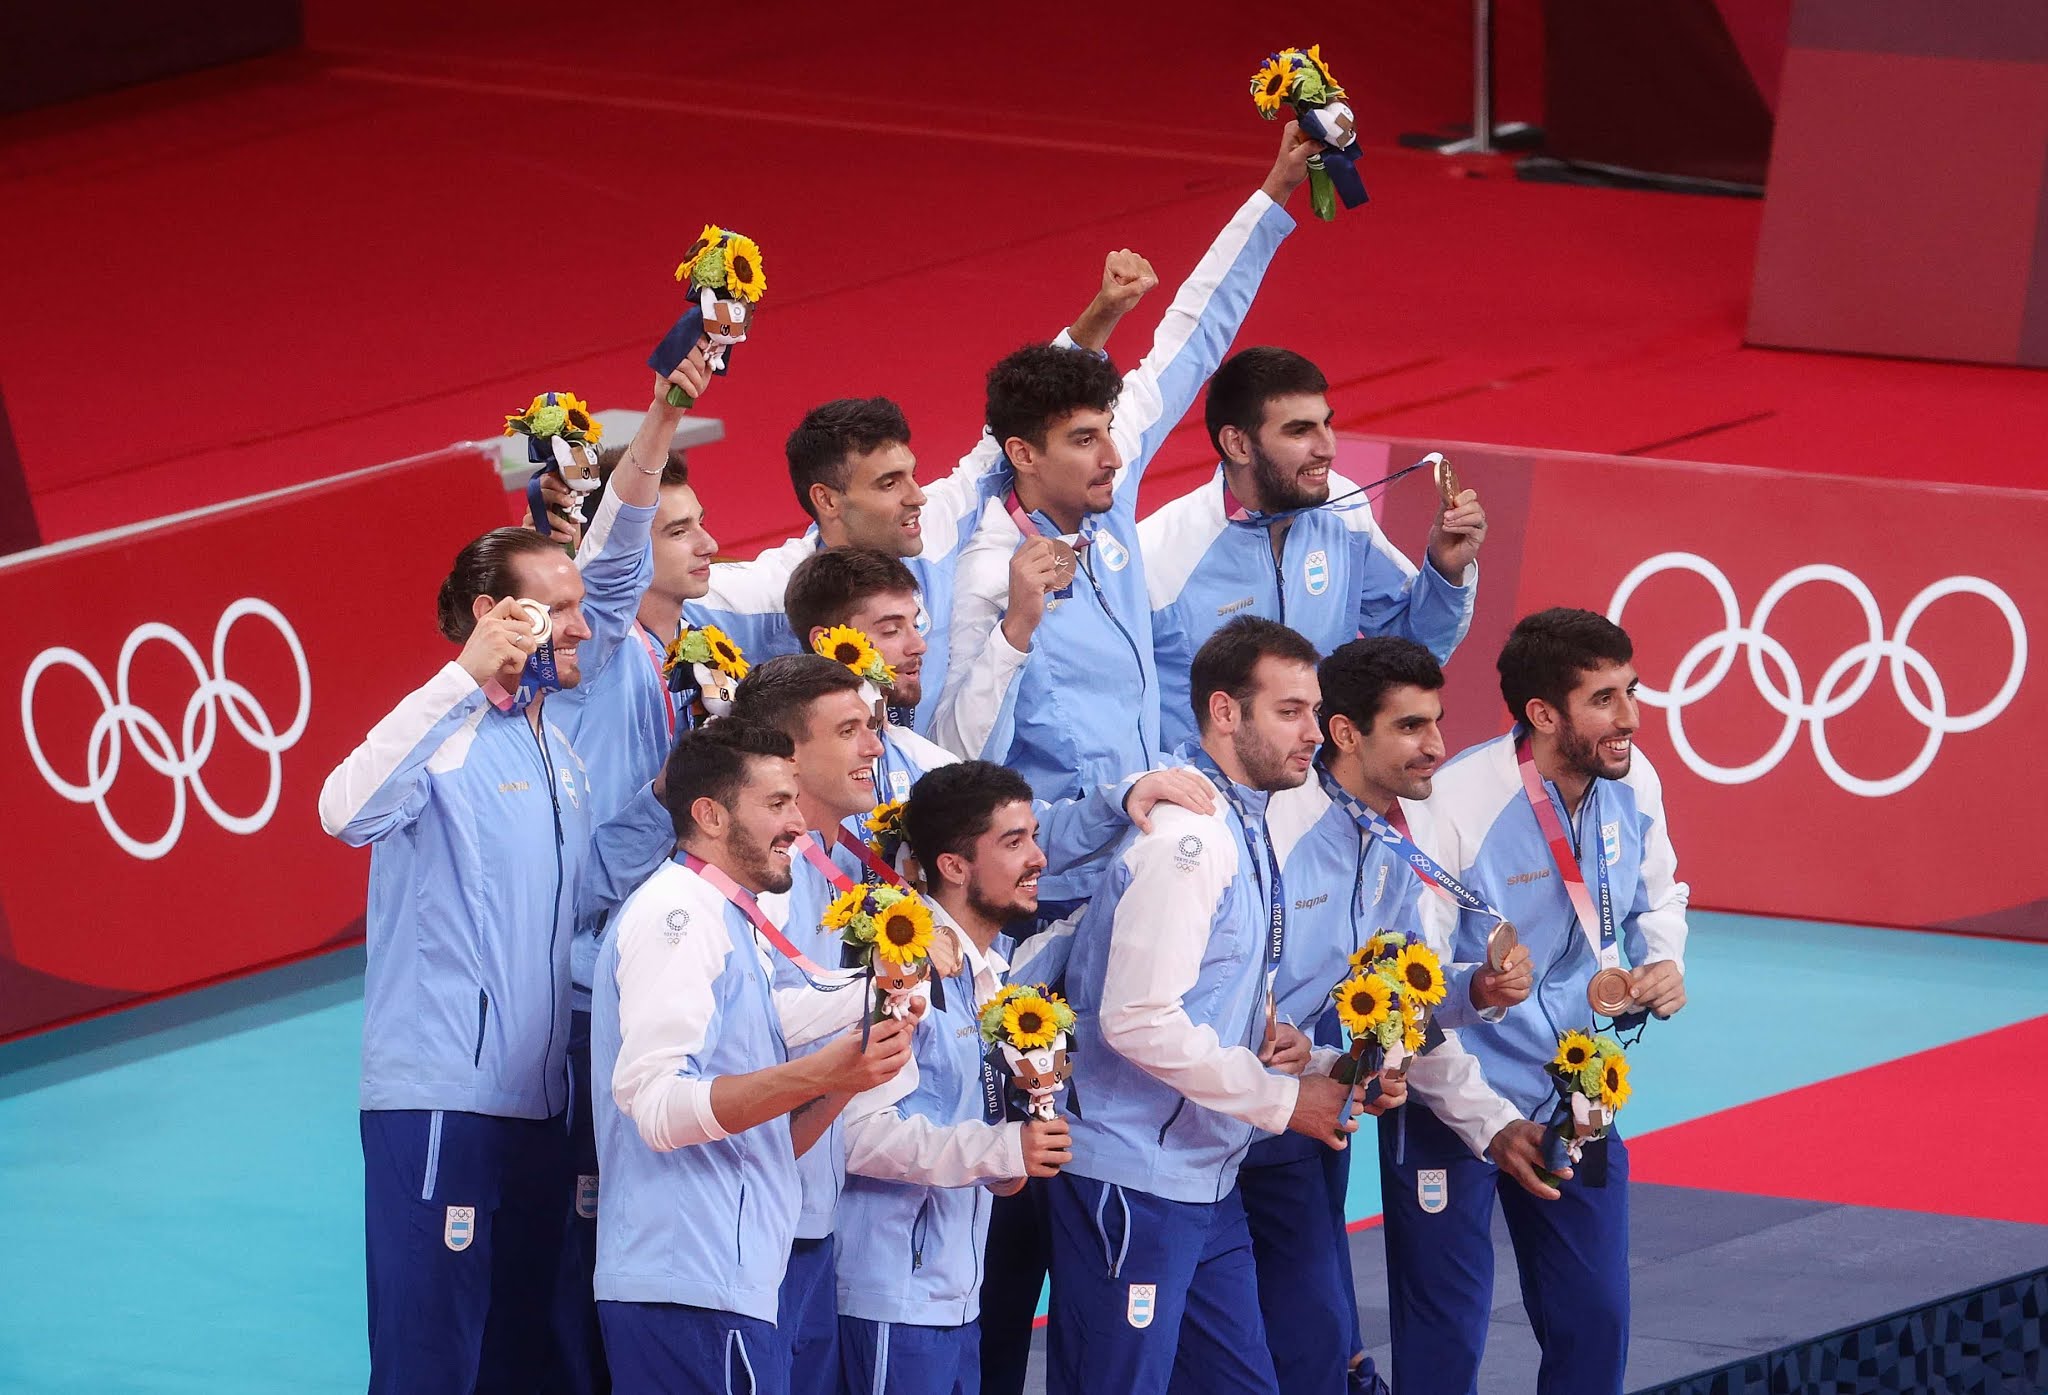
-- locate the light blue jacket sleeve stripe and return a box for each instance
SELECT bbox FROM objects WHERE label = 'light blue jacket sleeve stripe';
[576,783,677,928]
[1113,191,1296,493]
[317,661,485,845]
[1032,774,1141,877]
[571,491,657,680]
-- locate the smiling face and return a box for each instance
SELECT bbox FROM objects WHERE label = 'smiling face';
[651,482,718,603]
[1548,660,1641,782]
[500,551,594,686]
[826,441,927,557]
[1338,682,1446,803]
[717,754,804,894]
[1232,391,1337,512]
[792,688,886,821]
[953,798,1048,924]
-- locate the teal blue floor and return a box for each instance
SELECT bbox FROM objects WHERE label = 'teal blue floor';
[1,913,2043,1394]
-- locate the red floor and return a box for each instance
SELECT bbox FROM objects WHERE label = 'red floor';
[3,1,2041,552]
[1629,1015,2048,1228]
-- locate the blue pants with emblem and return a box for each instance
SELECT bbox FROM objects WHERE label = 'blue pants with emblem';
[552,1009,609,1394]
[781,1235,844,1395]
[1377,1105,1630,1395]
[1044,1172,1277,1395]
[840,1317,979,1395]
[1240,1133,1378,1394]
[361,1107,570,1395]
[600,1300,788,1395]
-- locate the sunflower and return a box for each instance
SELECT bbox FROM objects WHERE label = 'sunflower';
[1403,1018,1426,1053]
[820,885,869,933]
[1303,44,1347,98]
[674,223,725,283]
[701,624,748,679]
[815,625,879,674]
[1332,972,1392,1034]
[1250,54,1295,115]
[1393,944,1447,1006]
[1599,1053,1632,1112]
[1552,1030,1598,1076]
[864,798,905,839]
[722,234,767,302]
[872,892,934,967]
[1364,930,1407,964]
[1003,992,1061,1050]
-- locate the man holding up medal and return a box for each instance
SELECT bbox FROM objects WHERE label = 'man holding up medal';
[1386,608,1689,1395]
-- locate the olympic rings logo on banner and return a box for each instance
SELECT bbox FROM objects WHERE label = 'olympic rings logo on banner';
[1607,553,2026,798]
[19,599,312,860]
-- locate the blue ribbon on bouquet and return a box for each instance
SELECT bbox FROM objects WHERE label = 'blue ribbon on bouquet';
[1294,104,1370,209]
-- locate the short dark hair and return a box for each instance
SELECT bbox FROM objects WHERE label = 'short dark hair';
[984,345,1122,457]
[1317,638,1445,744]
[1189,616,1321,732]
[1203,347,1329,457]
[663,718,795,839]
[434,527,565,642]
[785,398,912,519]
[574,446,690,548]
[1498,608,1635,725]
[730,653,867,742]
[783,548,920,643]
[903,760,1037,874]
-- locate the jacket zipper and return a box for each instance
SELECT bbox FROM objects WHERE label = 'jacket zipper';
[1080,548,1151,757]
[529,712,566,1114]
[1267,520,1290,626]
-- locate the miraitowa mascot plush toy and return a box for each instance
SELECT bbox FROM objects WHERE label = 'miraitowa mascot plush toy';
[648,224,766,407]
[661,624,750,726]
[506,391,605,541]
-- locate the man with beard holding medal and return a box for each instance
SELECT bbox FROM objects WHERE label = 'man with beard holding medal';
[1142,347,1485,754]
[1384,608,1689,1395]
[591,719,916,1395]
[1048,617,1403,1395]
[1258,637,1533,1395]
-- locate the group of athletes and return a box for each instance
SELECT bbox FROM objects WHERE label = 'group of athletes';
[322,122,1690,1395]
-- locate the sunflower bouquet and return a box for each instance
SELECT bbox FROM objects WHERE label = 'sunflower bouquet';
[825,882,938,1021]
[1539,1030,1630,1178]
[863,798,908,866]
[812,625,898,705]
[979,984,1078,1122]
[662,623,750,721]
[1248,44,1367,222]
[1328,930,1448,1091]
[507,391,605,540]
[649,224,767,408]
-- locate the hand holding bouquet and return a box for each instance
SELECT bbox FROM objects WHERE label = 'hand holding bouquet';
[1539,1030,1631,1180]
[1249,45,1367,221]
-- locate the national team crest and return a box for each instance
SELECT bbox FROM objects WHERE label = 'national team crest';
[889,769,912,800]
[576,1175,600,1219]
[558,766,582,811]
[1601,821,1621,867]
[1304,549,1330,596]
[445,1205,476,1251]
[1418,1169,1448,1214]
[1127,1283,1157,1328]
[1094,531,1130,571]
[914,595,931,636]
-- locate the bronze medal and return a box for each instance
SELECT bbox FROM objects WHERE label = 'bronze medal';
[515,598,552,643]
[1586,967,1635,1017]
[1485,919,1518,973]
[1432,454,1462,509]
[1047,538,1079,590]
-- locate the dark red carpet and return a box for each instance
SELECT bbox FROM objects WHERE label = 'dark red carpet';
[2,0,2041,553]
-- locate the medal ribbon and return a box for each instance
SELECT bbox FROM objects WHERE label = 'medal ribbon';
[1514,737,1618,972]
[1004,490,1087,599]
[676,851,850,990]
[1316,764,1507,926]
[634,623,679,739]
[1189,754,1287,1000]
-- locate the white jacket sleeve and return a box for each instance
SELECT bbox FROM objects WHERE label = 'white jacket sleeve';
[910,433,1006,563]
[772,967,867,1049]
[1098,812,1299,1135]
[933,506,1026,762]
[1108,189,1295,493]
[1408,804,1503,1031]
[842,1060,1027,1187]
[609,892,732,1152]
[317,662,485,844]
[1623,753,1690,973]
